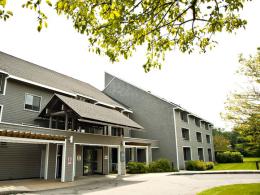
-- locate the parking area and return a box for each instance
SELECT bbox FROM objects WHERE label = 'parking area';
[1,173,259,195]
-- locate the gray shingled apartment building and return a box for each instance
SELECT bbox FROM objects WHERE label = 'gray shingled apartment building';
[0,52,158,182]
[103,73,215,170]
[0,52,214,182]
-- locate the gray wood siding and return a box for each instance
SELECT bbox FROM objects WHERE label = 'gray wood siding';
[0,79,53,125]
[0,143,42,180]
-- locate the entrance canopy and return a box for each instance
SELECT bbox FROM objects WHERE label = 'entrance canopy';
[39,94,143,130]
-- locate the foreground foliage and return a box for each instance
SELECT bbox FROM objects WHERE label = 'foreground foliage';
[0,0,251,71]
[197,183,260,195]
[216,151,243,163]
[186,160,214,171]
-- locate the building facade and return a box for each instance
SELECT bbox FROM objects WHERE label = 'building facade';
[103,73,215,170]
[0,52,158,182]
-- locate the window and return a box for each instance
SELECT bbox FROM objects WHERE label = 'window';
[198,148,204,161]
[208,148,212,161]
[183,147,191,161]
[182,128,190,141]
[195,118,200,127]
[180,111,188,123]
[0,73,6,94]
[205,123,209,130]
[206,135,211,143]
[24,94,41,112]
[196,132,202,142]
[112,127,124,136]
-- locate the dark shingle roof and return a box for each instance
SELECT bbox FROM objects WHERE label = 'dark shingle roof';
[0,52,124,108]
[51,94,143,129]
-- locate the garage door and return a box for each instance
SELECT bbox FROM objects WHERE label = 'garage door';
[0,142,42,180]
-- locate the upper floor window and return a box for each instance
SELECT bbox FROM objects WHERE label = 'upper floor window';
[206,134,211,143]
[180,111,188,123]
[24,93,41,112]
[182,128,190,141]
[195,118,200,127]
[112,127,124,137]
[196,132,202,142]
[0,73,6,95]
[205,123,209,130]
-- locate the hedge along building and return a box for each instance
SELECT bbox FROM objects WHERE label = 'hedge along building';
[0,52,158,182]
[103,73,215,170]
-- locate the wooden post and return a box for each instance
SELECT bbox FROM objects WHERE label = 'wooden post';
[49,116,52,128]
[65,112,68,130]
[71,118,75,131]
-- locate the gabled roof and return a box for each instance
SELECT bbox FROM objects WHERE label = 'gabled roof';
[104,72,213,125]
[0,51,125,109]
[40,94,143,129]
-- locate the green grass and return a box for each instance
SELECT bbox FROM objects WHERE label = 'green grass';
[197,183,260,195]
[211,157,260,171]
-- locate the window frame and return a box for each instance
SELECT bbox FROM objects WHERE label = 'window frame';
[196,132,203,143]
[180,111,189,123]
[195,118,201,127]
[0,73,8,95]
[24,93,42,112]
[208,148,213,161]
[0,104,3,122]
[181,128,190,141]
[183,146,192,161]
[206,134,211,144]
[197,147,204,161]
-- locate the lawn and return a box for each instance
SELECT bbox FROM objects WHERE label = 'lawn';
[197,183,260,195]
[211,157,260,171]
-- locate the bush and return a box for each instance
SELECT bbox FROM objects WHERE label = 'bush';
[216,151,243,163]
[127,162,148,174]
[186,160,207,171]
[205,162,214,170]
[149,159,172,172]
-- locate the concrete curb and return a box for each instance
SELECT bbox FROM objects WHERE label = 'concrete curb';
[170,170,260,175]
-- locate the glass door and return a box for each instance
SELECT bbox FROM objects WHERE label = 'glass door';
[83,146,103,175]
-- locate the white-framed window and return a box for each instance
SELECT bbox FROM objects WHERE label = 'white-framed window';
[183,147,191,161]
[195,118,201,127]
[206,134,211,143]
[180,111,188,123]
[198,148,204,161]
[181,128,190,141]
[196,132,202,142]
[0,104,3,121]
[205,123,209,130]
[0,73,7,95]
[24,93,42,112]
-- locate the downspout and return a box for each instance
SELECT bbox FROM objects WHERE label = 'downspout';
[172,108,180,170]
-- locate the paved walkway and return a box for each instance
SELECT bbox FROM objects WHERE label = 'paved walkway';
[1,173,260,195]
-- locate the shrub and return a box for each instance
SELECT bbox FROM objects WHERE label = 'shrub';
[216,151,243,163]
[186,160,206,171]
[149,159,172,172]
[205,162,214,170]
[127,162,148,174]
[186,160,214,171]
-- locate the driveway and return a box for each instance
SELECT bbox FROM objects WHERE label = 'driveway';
[34,173,260,195]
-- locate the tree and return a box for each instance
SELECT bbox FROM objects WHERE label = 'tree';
[213,134,230,152]
[0,0,250,71]
[223,49,260,144]
[213,128,239,149]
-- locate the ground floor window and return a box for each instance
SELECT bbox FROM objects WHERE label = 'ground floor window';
[198,148,204,161]
[208,148,212,161]
[183,147,191,161]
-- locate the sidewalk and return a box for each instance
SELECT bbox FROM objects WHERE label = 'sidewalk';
[0,175,119,194]
[171,170,260,175]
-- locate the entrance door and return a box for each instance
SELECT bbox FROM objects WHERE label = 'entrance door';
[56,145,63,178]
[83,146,103,175]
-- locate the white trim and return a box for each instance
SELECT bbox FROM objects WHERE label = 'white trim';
[54,144,58,179]
[75,142,120,148]
[145,146,149,165]
[0,104,3,122]
[94,101,115,109]
[182,146,192,161]
[197,147,205,161]
[24,93,42,113]
[107,146,110,173]
[0,136,65,144]
[9,75,76,97]
[44,143,49,180]
[117,145,121,175]
[104,75,116,90]
[61,140,66,182]
[206,134,211,144]
[172,108,179,170]
[72,143,76,181]
[75,93,98,102]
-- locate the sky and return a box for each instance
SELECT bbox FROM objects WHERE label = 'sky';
[0,1,259,130]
